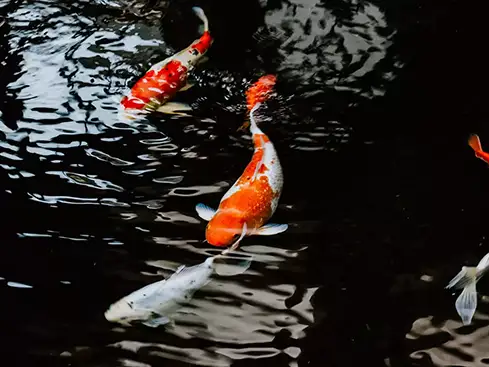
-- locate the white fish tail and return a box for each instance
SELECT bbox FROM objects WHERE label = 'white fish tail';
[476,252,489,272]
[455,282,477,325]
[447,266,478,325]
[214,224,252,276]
[192,7,209,32]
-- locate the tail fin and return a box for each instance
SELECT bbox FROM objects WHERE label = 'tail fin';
[446,266,478,325]
[192,7,209,32]
[468,134,483,153]
[214,223,252,276]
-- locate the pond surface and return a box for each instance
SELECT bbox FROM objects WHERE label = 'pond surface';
[0,0,487,366]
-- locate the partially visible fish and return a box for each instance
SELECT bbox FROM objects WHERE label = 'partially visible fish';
[119,6,212,121]
[446,252,489,325]
[104,250,250,327]
[238,74,277,130]
[468,134,489,164]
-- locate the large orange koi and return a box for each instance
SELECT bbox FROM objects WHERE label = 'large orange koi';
[196,102,287,249]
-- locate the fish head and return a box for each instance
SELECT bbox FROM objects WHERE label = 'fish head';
[205,212,246,247]
[246,74,277,111]
[104,300,151,326]
[175,32,213,68]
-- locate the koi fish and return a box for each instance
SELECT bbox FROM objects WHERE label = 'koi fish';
[195,102,288,249]
[119,6,212,121]
[468,134,489,164]
[446,252,489,325]
[104,251,250,327]
[238,74,277,130]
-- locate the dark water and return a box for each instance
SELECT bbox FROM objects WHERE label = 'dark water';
[0,0,488,366]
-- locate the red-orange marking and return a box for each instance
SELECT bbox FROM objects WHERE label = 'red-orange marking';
[122,60,188,111]
[246,74,277,112]
[121,31,212,112]
[192,31,212,54]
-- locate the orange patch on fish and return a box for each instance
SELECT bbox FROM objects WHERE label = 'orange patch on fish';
[246,74,277,112]
[238,75,277,130]
[205,176,276,246]
[192,31,212,54]
[235,134,269,186]
[122,60,188,111]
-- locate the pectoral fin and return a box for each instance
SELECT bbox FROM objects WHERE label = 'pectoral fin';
[255,223,288,236]
[142,315,171,328]
[179,83,193,92]
[237,120,250,131]
[196,203,216,221]
[195,55,209,65]
[175,265,186,274]
[156,102,192,116]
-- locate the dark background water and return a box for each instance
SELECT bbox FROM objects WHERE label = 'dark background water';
[0,0,488,366]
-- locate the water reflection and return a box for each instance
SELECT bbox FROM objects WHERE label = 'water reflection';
[408,308,489,366]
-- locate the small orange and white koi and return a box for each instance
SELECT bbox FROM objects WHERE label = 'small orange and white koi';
[468,134,489,164]
[238,74,277,130]
[119,7,212,121]
[195,102,287,249]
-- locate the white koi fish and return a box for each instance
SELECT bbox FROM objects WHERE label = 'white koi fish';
[104,246,249,328]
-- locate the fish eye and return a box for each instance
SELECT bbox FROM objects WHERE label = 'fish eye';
[191,49,199,56]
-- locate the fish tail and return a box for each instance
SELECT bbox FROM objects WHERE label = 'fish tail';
[446,266,478,325]
[468,134,483,155]
[192,7,209,32]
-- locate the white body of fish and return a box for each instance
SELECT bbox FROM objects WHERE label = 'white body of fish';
[105,257,215,327]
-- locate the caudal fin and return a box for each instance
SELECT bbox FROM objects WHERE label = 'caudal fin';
[192,7,209,32]
[446,266,478,325]
[468,134,483,153]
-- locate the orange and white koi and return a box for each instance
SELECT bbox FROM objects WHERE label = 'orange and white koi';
[468,134,489,164]
[238,74,277,130]
[119,7,212,120]
[195,102,287,249]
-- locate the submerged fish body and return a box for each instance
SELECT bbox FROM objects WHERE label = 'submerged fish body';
[238,74,277,130]
[119,6,212,121]
[105,257,215,327]
[246,74,277,112]
[196,102,288,248]
[446,252,489,325]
